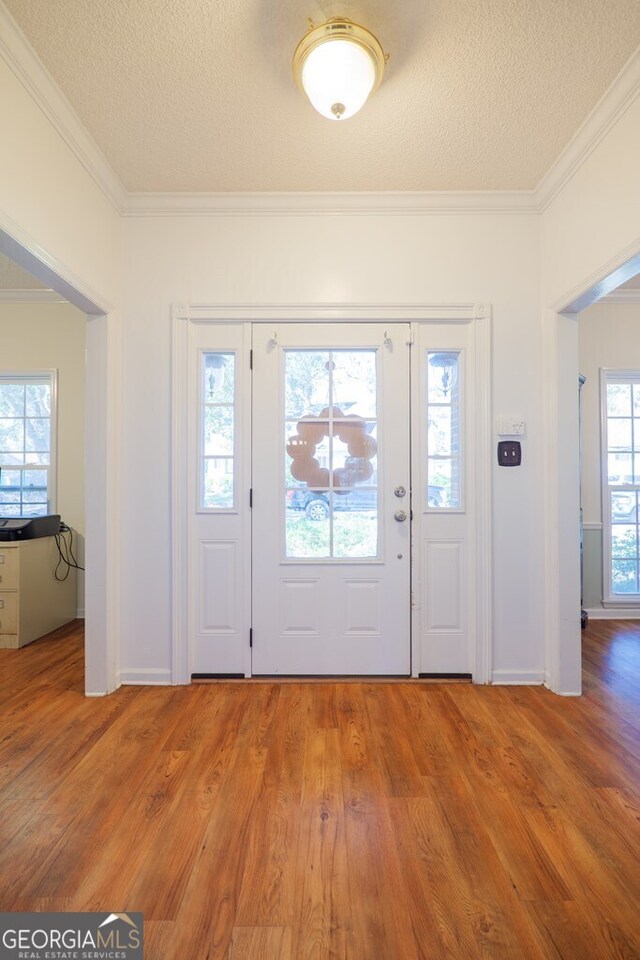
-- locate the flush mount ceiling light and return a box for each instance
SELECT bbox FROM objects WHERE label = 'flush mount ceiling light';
[293,18,387,121]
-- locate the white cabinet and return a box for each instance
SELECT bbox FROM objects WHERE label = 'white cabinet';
[0,537,76,648]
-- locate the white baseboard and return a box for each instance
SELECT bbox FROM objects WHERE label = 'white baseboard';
[491,669,545,685]
[76,608,85,619]
[119,668,172,685]
[586,607,640,620]
[84,691,108,697]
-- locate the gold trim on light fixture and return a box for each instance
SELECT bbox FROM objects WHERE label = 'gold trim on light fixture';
[293,18,387,121]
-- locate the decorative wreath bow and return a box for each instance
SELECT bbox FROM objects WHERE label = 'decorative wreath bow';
[287,406,377,492]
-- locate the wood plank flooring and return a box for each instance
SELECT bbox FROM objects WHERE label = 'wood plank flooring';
[0,619,639,958]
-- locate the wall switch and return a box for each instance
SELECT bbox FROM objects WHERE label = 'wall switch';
[497,418,525,436]
[498,440,522,466]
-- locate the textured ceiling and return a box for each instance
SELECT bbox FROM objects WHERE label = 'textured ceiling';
[3,0,640,193]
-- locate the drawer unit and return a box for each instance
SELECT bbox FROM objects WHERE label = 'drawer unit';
[0,547,19,589]
[0,537,76,649]
[0,592,18,634]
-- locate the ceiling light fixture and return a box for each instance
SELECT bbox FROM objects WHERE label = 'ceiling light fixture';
[293,18,387,121]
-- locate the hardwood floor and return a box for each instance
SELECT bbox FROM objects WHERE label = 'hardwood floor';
[1,620,639,959]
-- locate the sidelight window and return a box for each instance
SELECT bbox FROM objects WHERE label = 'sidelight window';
[200,352,235,510]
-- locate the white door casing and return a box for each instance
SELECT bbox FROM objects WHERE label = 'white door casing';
[251,323,411,675]
[171,304,491,683]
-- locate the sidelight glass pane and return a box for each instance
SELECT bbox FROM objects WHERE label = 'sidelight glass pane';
[284,349,379,559]
[202,458,234,509]
[200,352,235,510]
[426,351,461,509]
[204,407,234,456]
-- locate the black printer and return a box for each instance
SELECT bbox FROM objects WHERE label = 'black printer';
[0,515,61,541]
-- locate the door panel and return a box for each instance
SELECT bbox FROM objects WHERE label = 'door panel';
[251,323,410,675]
[188,322,251,675]
[411,322,475,675]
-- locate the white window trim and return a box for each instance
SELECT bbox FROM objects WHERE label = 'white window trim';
[600,367,640,607]
[0,368,58,517]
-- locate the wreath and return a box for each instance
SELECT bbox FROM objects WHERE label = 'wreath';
[287,406,377,493]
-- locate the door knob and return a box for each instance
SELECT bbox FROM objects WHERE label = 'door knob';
[394,510,407,522]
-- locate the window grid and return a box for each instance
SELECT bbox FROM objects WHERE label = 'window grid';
[0,375,53,518]
[426,351,462,510]
[604,376,640,598]
[200,353,235,511]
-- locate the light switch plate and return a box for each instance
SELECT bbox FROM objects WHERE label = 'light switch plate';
[498,440,522,466]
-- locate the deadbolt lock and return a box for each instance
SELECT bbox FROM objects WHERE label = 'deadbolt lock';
[394,485,406,498]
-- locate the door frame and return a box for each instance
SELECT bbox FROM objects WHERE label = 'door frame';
[171,302,492,683]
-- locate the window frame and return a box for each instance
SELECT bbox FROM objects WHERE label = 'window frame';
[424,348,465,513]
[0,369,58,518]
[600,368,640,606]
[197,349,238,513]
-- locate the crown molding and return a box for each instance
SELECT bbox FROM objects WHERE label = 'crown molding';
[1,0,637,222]
[536,46,640,212]
[174,301,484,322]
[0,3,127,214]
[0,288,65,302]
[123,190,539,217]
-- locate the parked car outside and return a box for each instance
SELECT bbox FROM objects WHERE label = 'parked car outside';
[288,485,443,520]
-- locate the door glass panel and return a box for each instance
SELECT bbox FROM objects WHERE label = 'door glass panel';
[200,352,235,509]
[426,351,461,509]
[284,349,379,559]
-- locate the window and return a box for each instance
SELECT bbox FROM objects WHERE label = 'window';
[199,352,235,510]
[0,372,56,518]
[426,351,462,509]
[284,349,379,560]
[602,371,640,602]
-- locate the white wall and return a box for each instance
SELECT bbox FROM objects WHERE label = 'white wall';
[0,55,121,305]
[0,299,86,612]
[541,92,640,309]
[0,13,123,692]
[121,211,544,681]
[540,71,640,690]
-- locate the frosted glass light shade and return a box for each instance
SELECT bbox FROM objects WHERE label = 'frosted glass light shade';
[293,19,385,121]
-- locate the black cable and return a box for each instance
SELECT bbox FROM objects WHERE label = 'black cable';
[54,523,85,581]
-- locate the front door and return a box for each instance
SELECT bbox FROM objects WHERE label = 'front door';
[251,323,410,675]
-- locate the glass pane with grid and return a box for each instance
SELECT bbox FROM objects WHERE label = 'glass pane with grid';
[200,353,235,509]
[0,377,52,517]
[284,349,379,560]
[426,351,461,509]
[606,378,640,596]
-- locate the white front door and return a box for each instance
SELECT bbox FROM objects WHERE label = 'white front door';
[251,323,411,675]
